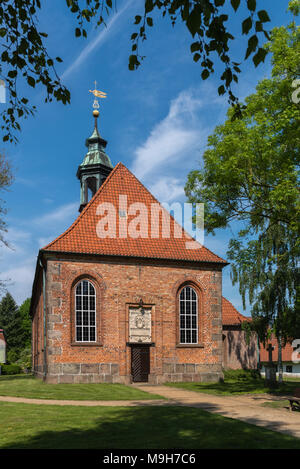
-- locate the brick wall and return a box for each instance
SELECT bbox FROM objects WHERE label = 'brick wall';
[32,255,224,384]
[222,328,257,369]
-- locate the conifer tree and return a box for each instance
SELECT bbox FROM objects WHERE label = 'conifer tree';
[0,292,23,361]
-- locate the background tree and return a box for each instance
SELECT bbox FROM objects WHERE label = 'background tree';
[18,297,31,348]
[0,291,23,362]
[0,0,272,141]
[0,152,12,246]
[185,6,299,380]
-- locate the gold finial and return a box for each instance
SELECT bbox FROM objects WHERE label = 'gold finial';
[89,81,107,119]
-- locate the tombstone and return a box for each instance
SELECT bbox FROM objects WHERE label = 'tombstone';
[264,344,277,387]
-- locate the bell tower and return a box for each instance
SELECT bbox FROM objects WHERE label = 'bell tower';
[77,84,113,212]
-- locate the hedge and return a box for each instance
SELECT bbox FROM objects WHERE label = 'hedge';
[0,364,22,375]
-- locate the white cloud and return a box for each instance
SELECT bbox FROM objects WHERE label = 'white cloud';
[62,0,134,80]
[0,201,79,304]
[131,88,205,181]
[149,176,185,203]
[1,259,36,305]
[33,202,78,226]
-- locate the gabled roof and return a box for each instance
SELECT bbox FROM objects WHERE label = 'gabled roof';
[222,297,251,325]
[42,162,227,265]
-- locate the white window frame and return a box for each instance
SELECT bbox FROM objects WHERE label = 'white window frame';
[75,280,96,342]
[179,286,198,344]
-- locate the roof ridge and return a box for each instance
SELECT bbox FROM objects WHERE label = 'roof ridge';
[42,162,123,251]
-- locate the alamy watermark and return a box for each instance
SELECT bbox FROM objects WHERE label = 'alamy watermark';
[291,79,300,104]
[95,196,204,249]
[292,339,300,364]
[0,80,5,104]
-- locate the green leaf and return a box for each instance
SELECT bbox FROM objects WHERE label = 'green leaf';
[128,54,139,71]
[201,69,210,80]
[247,0,256,12]
[27,76,36,87]
[255,21,263,32]
[8,70,17,79]
[134,15,142,24]
[186,6,202,38]
[191,42,199,53]
[193,53,200,62]
[146,17,153,27]
[245,34,258,59]
[218,85,226,95]
[253,48,268,67]
[75,28,81,37]
[230,0,240,11]
[145,0,154,13]
[242,17,252,35]
[257,10,270,23]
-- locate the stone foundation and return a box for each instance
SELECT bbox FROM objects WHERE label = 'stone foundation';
[35,363,128,384]
[34,362,223,385]
[153,362,223,384]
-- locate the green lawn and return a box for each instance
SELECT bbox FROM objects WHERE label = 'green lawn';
[261,400,292,410]
[0,375,163,400]
[0,402,299,449]
[165,377,300,396]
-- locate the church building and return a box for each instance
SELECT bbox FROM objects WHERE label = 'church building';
[30,100,228,384]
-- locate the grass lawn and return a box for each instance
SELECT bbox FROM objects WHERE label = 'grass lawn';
[165,377,300,397]
[0,375,163,401]
[0,402,300,449]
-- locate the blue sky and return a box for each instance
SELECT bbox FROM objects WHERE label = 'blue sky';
[0,0,294,309]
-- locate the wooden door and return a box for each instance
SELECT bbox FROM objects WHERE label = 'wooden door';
[131,345,150,382]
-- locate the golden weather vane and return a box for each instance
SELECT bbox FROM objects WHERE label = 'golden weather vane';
[89,80,107,110]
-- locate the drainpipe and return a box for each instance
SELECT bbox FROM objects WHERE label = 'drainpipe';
[39,257,47,380]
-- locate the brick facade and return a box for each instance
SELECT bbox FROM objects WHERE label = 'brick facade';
[222,327,257,370]
[31,254,224,384]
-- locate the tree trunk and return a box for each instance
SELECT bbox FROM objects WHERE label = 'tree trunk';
[277,335,283,384]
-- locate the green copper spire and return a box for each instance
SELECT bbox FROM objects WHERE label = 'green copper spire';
[80,112,113,169]
[77,109,113,212]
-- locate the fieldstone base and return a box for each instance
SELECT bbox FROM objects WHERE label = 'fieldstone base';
[153,362,223,384]
[33,363,127,384]
[33,362,223,384]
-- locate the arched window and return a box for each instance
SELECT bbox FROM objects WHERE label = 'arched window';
[75,280,96,342]
[179,286,198,344]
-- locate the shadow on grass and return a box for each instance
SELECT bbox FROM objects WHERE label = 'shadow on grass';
[166,378,300,397]
[1,404,300,450]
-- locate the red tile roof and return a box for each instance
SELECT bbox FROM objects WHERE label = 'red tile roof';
[222,297,251,325]
[42,162,227,265]
[259,337,299,363]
